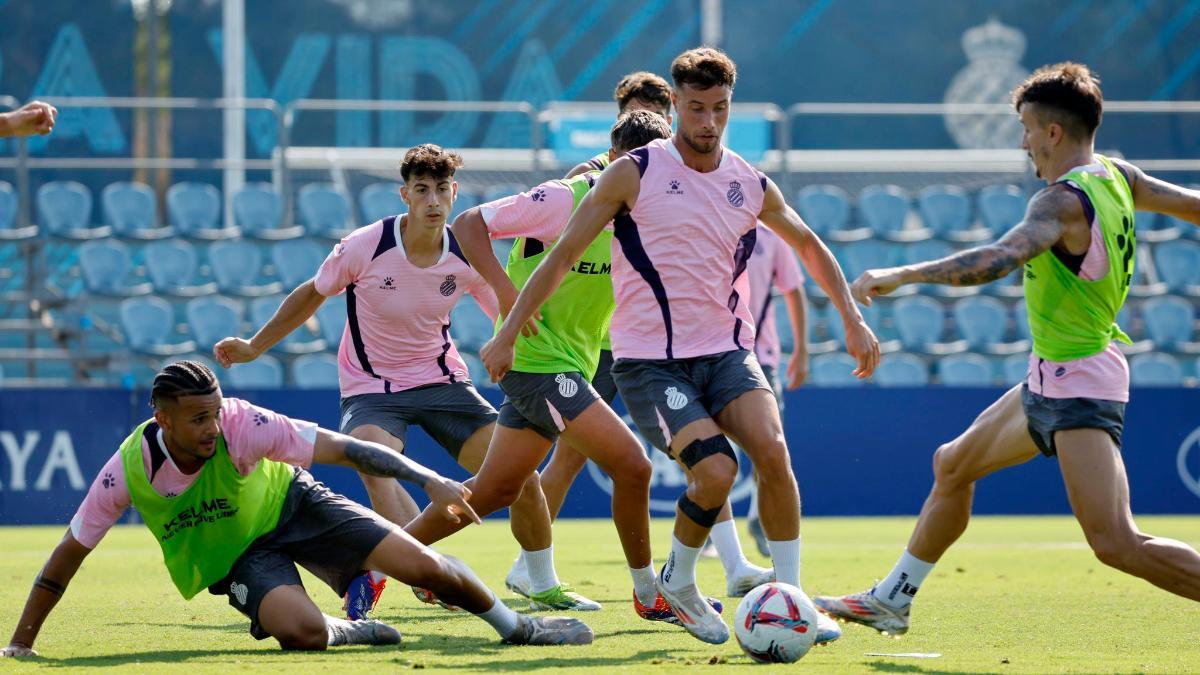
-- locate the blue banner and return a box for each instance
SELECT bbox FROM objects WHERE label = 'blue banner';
[2,387,1199,525]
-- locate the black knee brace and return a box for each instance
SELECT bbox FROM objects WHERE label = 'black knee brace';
[677,435,737,470]
[678,493,722,528]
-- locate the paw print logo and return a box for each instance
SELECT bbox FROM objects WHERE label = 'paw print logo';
[531,188,546,202]
[383,277,394,287]
[670,180,680,190]
[101,472,115,489]
[253,412,268,426]
[165,492,177,498]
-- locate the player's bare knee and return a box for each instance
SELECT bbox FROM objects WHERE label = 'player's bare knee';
[616,450,653,488]
[932,442,971,491]
[1086,530,1140,572]
[752,438,792,480]
[275,618,329,651]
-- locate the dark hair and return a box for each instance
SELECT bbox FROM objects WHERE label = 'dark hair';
[399,143,464,183]
[1012,62,1103,139]
[670,47,737,90]
[614,71,672,114]
[610,109,673,154]
[151,360,218,409]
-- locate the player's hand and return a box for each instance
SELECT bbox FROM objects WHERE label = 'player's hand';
[424,476,481,525]
[786,349,808,389]
[1,101,56,137]
[843,319,880,379]
[1,644,39,658]
[213,337,260,368]
[851,267,906,306]
[496,287,539,338]
[480,333,515,383]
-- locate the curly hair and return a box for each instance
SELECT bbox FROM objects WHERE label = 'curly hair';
[670,47,737,90]
[1012,62,1103,139]
[614,71,672,114]
[399,143,464,182]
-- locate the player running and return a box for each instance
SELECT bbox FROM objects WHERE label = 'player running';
[0,361,592,658]
[814,62,1200,636]
[214,144,596,617]
[481,47,879,645]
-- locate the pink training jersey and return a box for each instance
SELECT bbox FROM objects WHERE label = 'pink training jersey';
[314,217,499,396]
[610,138,767,360]
[69,398,318,549]
[747,224,805,369]
[479,179,577,241]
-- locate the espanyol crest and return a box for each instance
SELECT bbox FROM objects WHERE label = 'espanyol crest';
[727,180,745,208]
[1176,426,1200,499]
[555,373,578,398]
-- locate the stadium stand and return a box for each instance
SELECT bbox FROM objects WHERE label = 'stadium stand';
[227,353,285,388]
[292,352,340,389]
[358,182,405,224]
[298,183,353,240]
[938,353,994,386]
[873,352,929,386]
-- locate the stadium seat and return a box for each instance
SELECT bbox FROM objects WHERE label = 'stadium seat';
[167,182,237,240]
[796,185,852,238]
[452,188,482,219]
[160,354,218,374]
[315,294,345,347]
[873,352,929,386]
[359,182,405,224]
[271,238,326,289]
[143,239,216,297]
[893,296,967,354]
[292,352,340,388]
[0,181,36,240]
[859,184,925,242]
[185,296,244,349]
[954,296,1028,355]
[298,183,353,239]
[809,353,865,386]
[227,353,284,388]
[1134,210,1181,243]
[1002,353,1029,385]
[939,353,994,386]
[102,181,172,240]
[840,240,906,293]
[918,184,976,242]
[119,296,195,356]
[904,239,979,298]
[208,240,282,297]
[1154,240,1200,296]
[773,299,795,355]
[482,183,526,204]
[1013,302,1030,340]
[250,294,325,354]
[462,352,496,389]
[78,239,152,296]
[977,184,1025,239]
[1129,353,1184,387]
[450,296,495,352]
[1141,296,1200,353]
[38,181,109,239]
[233,183,302,240]
[825,300,901,353]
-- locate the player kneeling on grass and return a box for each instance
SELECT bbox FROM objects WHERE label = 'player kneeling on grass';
[0,361,592,658]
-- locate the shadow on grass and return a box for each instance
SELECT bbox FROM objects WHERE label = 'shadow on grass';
[866,662,1001,675]
[112,621,244,633]
[448,648,676,671]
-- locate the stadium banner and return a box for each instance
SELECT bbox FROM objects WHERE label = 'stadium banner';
[2,387,1200,525]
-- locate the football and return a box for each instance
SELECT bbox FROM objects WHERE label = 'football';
[734,582,820,663]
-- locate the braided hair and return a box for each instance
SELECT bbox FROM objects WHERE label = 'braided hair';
[151,360,219,409]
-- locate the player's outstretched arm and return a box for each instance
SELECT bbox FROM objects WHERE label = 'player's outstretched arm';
[759,178,879,377]
[311,428,481,525]
[450,207,538,337]
[2,530,93,657]
[480,157,638,381]
[213,279,325,367]
[0,101,57,138]
[1114,159,1200,226]
[852,186,1075,304]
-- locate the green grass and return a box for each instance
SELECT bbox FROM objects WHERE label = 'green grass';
[2,517,1199,672]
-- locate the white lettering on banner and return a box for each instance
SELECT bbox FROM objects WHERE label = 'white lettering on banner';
[0,431,41,491]
[0,431,85,492]
[1176,426,1200,500]
[35,432,85,490]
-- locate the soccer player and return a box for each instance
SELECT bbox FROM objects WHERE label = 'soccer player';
[0,100,56,137]
[480,47,879,645]
[0,361,591,658]
[814,62,1200,636]
[214,144,596,617]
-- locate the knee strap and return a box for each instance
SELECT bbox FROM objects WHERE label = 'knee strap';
[678,493,722,528]
[677,435,737,470]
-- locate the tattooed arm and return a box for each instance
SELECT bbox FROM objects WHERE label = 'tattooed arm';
[851,186,1078,304]
[1112,158,1200,226]
[312,428,480,524]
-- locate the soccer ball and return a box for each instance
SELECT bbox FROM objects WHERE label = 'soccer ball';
[734,582,819,663]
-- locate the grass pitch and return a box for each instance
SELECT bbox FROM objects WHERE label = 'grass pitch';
[1,516,1198,673]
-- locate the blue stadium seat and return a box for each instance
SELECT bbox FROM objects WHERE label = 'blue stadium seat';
[939,353,994,386]
[482,184,526,204]
[1134,210,1181,243]
[119,296,195,356]
[1013,302,1030,341]
[1129,353,1184,387]
[873,352,929,386]
[271,238,326,289]
[233,183,302,240]
[186,296,244,349]
[774,299,795,354]
[893,296,967,354]
[797,185,852,238]
[39,181,109,239]
[292,352,340,388]
[461,352,496,389]
[143,239,216,297]
[102,181,172,240]
[359,182,405,224]
[904,239,979,298]
[840,240,904,289]
[860,184,925,242]
[78,239,152,296]
[954,296,1028,355]
[1002,353,1029,385]
[250,294,325,354]
[977,184,1025,238]
[167,182,237,240]
[316,294,345,347]
[809,353,865,386]
[450,296,495,352]
[918,184,974,242]
[299,183,353,239]
[227,354,284,388]
[825,300,900,352]
[452,188,482,219]
[1154,240,1200,296]
[160,354,218,374]
[208,240,282,296]
[0,181,36,240]
[1141,296,1199,353]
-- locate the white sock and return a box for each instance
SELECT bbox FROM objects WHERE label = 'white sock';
[747,484,759,520]
[523,546,560,594]
[477,597,522,638]
[324,614,348,646]
[630,564,658,605]
[768,536,801,589]
[871,549,935,609]
[511,552,526,575]
[661,536,701,592]
[710,518,751,579]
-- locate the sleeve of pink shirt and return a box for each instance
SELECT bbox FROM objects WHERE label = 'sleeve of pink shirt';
[772,239,804,293]
[69,451,132,549]
[220,397,319,474]
[478,181,575,242]
[466,274,500,322]
[313,225,375,297]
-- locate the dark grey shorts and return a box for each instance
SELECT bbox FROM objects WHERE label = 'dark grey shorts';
[762,364,784,413]
[1021,384,1126,457]
[498,370,602,441]
[339,382,497,459]
[208,468,395,640]
[611,349,772,453]
[592,349,619,406]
